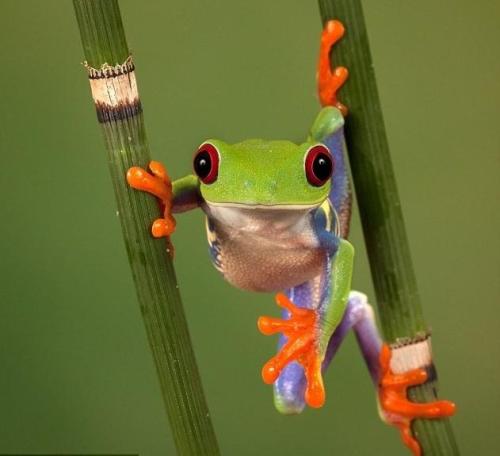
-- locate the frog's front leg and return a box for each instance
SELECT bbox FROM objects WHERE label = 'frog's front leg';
[258,293,323,406]
[127,161,177,238]
[270,291,378,414]
[258,232,354,408]
[127,162,201,234]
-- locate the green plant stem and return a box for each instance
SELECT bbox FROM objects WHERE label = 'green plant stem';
[318,1,459,454]
[73,1,220,454]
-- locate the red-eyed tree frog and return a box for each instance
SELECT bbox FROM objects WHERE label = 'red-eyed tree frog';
[126,20,455,456]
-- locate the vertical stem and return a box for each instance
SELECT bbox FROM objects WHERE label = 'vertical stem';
[73,1,220,454]
[318,1,459,454]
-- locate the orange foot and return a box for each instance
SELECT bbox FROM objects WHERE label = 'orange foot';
[379,344,456,456]
[126,161,176,239]
[317,19,349,115]
[258,293,325,408]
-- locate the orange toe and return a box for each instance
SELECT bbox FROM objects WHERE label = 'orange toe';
[262,359,280,384]
[148,160,169,183]
[317,19,348,114]
[304,354,325,408]
[152,218,176,238]
[126,161,176,243]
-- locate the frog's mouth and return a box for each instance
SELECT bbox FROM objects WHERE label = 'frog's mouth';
[204,200,322,211]
[205,200,321,232]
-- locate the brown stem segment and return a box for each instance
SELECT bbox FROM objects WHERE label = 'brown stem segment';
[317,1,459,454]
[73,1,220,454]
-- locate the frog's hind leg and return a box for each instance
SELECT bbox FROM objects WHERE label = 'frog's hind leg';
[323,293,456,456]
[378,342,456,456]
[324,291,382,383]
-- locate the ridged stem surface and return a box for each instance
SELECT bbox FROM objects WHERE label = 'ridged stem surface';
[73,1,220,454]
[318,1,459,454]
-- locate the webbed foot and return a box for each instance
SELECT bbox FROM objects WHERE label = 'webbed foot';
[378,344,456,455]
[258,293,325,408]
[318,20,348,115]
[126,161,176,239]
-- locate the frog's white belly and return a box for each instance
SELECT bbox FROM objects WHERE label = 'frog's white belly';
[204,204,326,292]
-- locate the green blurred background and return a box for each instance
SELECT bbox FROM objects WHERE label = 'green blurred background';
[0,0,498,454]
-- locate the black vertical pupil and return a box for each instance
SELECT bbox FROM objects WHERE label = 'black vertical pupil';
[194,150,212,178]
[313,153,332,181]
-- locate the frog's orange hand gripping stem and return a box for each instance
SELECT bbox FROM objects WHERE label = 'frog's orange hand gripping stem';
[318,20,349,115]
[258,293,325,408]
[378,344,456,456]
[126,161,176,239]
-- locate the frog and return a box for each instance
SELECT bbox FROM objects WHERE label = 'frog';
[126,20,455,456]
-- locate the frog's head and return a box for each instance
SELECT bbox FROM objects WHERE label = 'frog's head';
[193,139,333,209]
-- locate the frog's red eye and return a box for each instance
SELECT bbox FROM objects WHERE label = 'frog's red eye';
[194,143,219,184]
[304,144,333,187]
